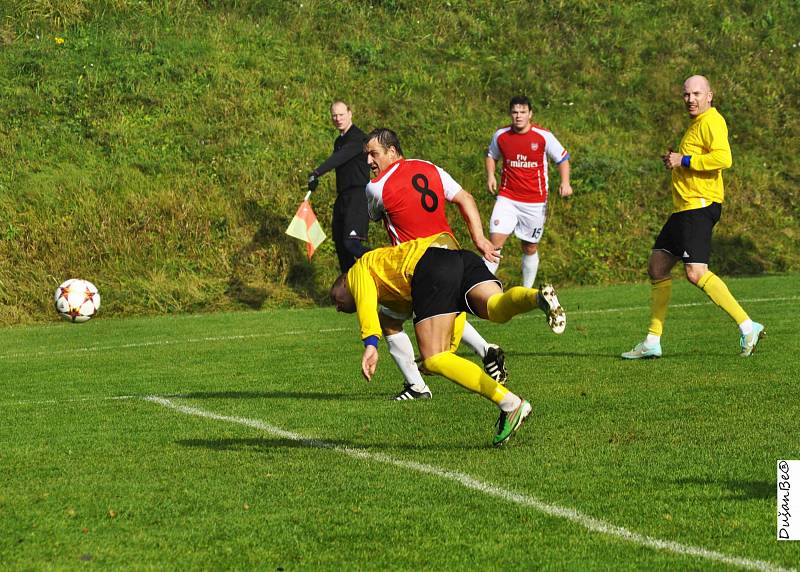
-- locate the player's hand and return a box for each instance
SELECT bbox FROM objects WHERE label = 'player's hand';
[662,148,682,170]
[476,238,502,264]
[663,151,683,170]
[307,172,320,192]
[486,175,497,195]
[560,182,573,197]
[361,346,378,381]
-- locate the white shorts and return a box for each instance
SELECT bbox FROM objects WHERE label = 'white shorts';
[379,304,412,322]
[489,196,547,244]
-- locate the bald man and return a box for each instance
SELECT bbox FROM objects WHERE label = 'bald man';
[308,101,372,273]
[622,75,765,359]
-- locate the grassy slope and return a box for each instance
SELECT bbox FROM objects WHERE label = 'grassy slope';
[0,0,798,325]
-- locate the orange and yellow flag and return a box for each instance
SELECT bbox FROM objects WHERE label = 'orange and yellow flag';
[285,193,326,260]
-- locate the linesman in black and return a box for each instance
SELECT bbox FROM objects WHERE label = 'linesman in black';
[308,100,372,272]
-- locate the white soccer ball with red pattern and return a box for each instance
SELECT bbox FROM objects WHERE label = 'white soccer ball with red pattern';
[54,279,101,323]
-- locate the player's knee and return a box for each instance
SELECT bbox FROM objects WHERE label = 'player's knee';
[380,319,405,336]
[489,233,508,249]
[685,265,706,285]
[343,237,370,259]
[647,261,668,281]
[421,352,448,376]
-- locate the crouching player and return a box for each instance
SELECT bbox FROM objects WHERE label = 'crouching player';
[330,232,566,447]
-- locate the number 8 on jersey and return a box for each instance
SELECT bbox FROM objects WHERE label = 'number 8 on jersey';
[366,159,462,245]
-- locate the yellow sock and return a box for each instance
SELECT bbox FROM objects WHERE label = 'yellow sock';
[648,278,672,336]
[423,351,508,405]
[486,287,537,324]
[449,312,466,353]
[697,271,749,324]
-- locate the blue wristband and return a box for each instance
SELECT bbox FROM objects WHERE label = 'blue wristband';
[363,335,379,348]
[681,155,691,168]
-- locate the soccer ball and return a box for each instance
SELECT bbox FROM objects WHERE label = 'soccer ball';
[54,279,101,323]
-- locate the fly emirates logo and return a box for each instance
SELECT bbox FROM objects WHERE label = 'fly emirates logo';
[508,154,539,169]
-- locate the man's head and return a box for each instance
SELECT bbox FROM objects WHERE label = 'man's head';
[682,75,713,117]
[508,95,533,133]
[330,273,356,313]
[364,128,404,177]
[330,101,353,133]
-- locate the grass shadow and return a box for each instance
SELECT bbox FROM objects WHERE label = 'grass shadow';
[178,437,353,450]
[177,437,489,452]
[670,477,774,501]
[508,351,633,359]
[226,200,319,309]
[507,350,732,359]
[711,234,767,276]
[176,390,354,400]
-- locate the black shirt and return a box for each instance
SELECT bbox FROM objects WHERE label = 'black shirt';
[314,124,371,194]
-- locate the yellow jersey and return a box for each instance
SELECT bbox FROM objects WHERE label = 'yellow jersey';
[347,232,459,341]
[672,107,732,212]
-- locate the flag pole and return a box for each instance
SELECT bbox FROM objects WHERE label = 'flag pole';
[303,191,312,202]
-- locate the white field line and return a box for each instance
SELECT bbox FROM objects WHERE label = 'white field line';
[146,396,794,572]
[565,295,799,317]
[0,328,350,360]
[4,393,196,407]
[7,394,140,406]
[0,295,796,362]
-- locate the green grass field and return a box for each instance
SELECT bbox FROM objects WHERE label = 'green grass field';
[1,274,798,570]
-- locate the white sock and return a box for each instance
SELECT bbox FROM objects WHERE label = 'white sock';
[645,333,660,346]
[460,320,488,358]
[498,391,522,413]
[385,332,429,392]
[521,252,539,288]
[738,319,753,335]
[484,257,499,275]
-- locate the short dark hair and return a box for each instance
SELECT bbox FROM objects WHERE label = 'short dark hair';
[330,273,348,304]
[509,95,532,111]
[365,128,403,156]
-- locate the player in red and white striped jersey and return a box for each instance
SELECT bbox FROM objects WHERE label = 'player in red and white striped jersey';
[485,95,573,287]
[363,128,506,400]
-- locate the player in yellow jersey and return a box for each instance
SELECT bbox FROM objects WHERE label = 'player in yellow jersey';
[364,127,508,400]
[622,75,765,359]
[330,232,566,447]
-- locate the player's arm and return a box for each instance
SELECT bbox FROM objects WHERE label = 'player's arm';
[365,181,385,222]
[361,345,378,381]
[314,140,364,175]
[485,156,498,194]
[667,118,732,171]
[347,264,383,380]
[485,132,503,195]
[544,132,573,197]
[557,160,573,197]
[686,120,732,171]
[450,190,500,263]
[308,140,365,190]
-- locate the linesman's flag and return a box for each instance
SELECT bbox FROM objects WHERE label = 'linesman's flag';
[285,192,326,260]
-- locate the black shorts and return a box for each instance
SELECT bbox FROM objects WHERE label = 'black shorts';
[653,203,721,264]
[410,248,501,324]
[332,188,369,242]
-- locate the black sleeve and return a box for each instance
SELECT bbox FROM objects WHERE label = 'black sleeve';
[313,139,364,176]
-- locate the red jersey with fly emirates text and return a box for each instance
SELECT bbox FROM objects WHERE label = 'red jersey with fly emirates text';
[366,159,462,245]
[487,124,569,204]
